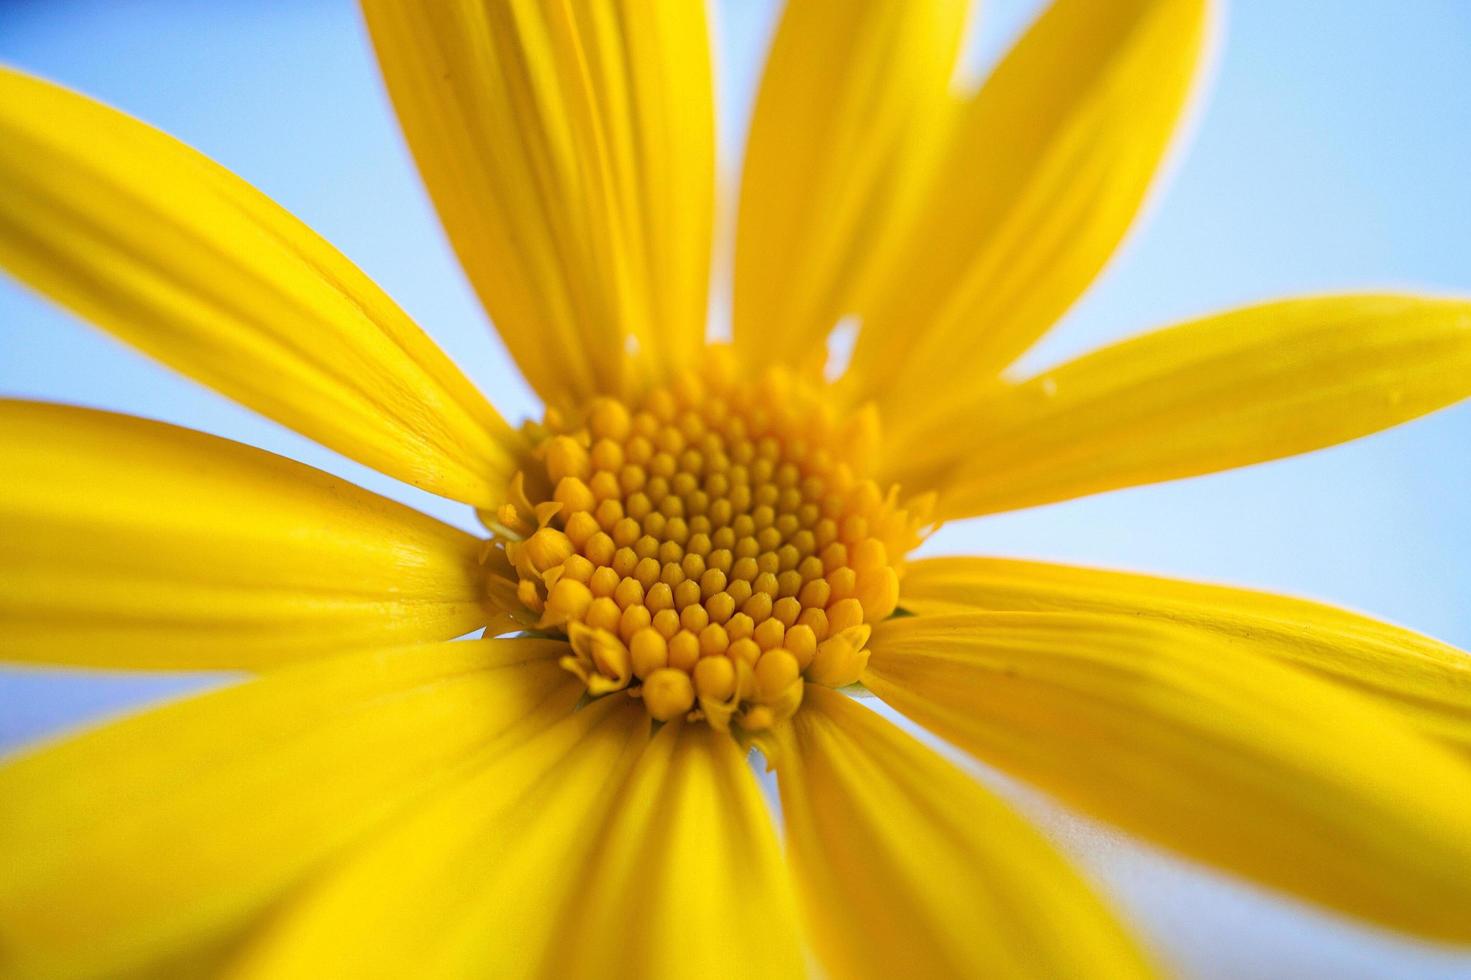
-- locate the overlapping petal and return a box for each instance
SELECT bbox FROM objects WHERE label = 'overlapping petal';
[845,0,1211,424]
[229,695,649,978]
[0,67,520,506]
[546,720,805,979]
[900,295,1471,517]
[772,685,1154,979]
[901,556,1471,755]
[363,0,715,407]
[864,613,1471,942]
[732,0,967,373]
[0,401,503,669]
[0,638,580,980]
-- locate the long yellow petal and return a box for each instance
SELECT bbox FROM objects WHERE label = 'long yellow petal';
[0,638,581,980]
[548,721,805,979]
[732,0,968,373]
[229,695,649,979]
[910,295,1471,517]
[902,556,1471,755]
[864,613,1471,943]
[844,0,1210,426]
[0,401,504,670]
[772,685,1154,979]
[0,68,520,506]
[363,0,715,407]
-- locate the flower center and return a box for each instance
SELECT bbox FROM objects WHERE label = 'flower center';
[489,351,930,730]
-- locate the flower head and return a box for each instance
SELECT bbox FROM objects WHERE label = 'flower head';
[3,1,1471,977]
[495,356,931,729]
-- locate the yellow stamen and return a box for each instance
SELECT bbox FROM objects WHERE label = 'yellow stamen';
[643,668,696,721]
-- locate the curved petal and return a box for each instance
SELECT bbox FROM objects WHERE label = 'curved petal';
[1,401,506,670]
[0,67,521,506]
[229,695,649,978]
[845,0,1212,426]
[363,0,715,407]
[864,612,1471,943]
[906,295,1471,518]
[236,713,802,980]
[732,0,968,373]
[771,685,1154,979]
[546,721,805,979]
[901,556,1471,755]
[0,638,581,980]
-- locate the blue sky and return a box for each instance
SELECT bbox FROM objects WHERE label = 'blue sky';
[2,2,1469,977]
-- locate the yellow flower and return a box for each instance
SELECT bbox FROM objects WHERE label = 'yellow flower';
[3,0,1471,976]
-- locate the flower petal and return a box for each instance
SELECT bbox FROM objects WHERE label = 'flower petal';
[1,400,504,670]
[901,556,1471,755]
[547,720,805,979]
[864,612,1471,942]
[844,0,1211,425]
[909,295,1471,518]
[363,0,715,407]
[0,68,520,506]
[229,695,649,978]
[732,0,967,372]
[772,685,1154,979]
[0,638,581,980]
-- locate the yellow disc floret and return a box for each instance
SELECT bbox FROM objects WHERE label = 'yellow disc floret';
[488,350,932,731]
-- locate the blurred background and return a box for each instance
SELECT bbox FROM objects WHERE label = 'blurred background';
[2,1,1469,976]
